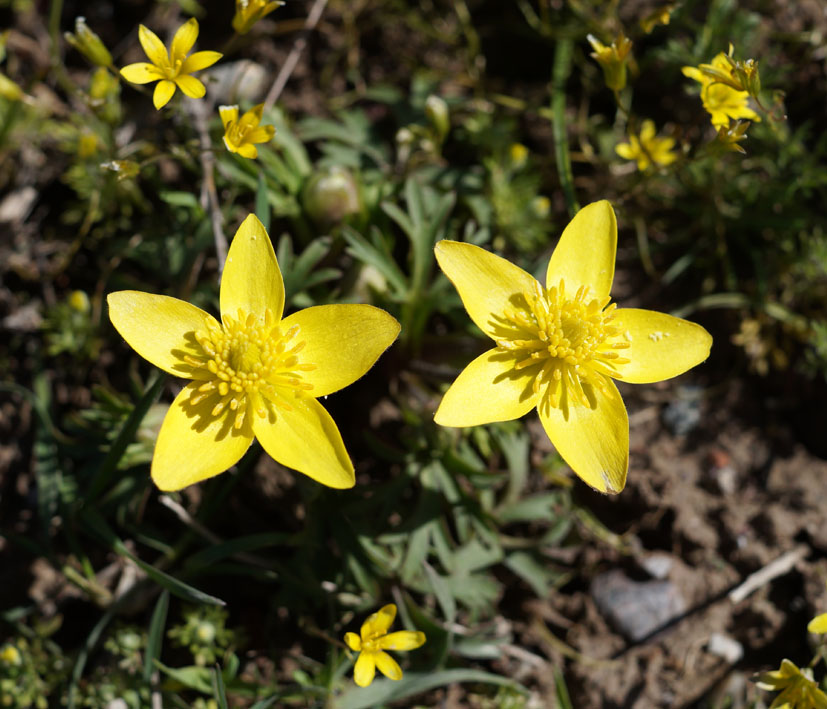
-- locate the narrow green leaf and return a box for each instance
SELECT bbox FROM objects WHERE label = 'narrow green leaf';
[87,372,165,500]
[423,562,456,623]
[554,667,574,709]
[184,532,290,568]
[143,591,169,684]
[214,666,229,709]
[255,170,271,231]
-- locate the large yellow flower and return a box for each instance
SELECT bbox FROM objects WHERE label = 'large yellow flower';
[107,215,399,491]
[219,104,275,159]
[615,120,678,171]
[344,604,426,688]
[682,53,760,128]
[120,18,222,110]
[756,659,827,709]
[434,201,712,494]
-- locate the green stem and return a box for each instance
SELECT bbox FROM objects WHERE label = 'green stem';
[551,38,580,218]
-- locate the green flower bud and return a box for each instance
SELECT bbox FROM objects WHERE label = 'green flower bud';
[424,95,450,142]
[64,17,112,68]
[303,166,361,227]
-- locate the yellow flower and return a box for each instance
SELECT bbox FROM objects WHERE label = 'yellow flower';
[756,659,827,709]
[232,0,284,35]
[587,33,633,92]
[615,119,678,171]
[682,52,760,128]
[0,644,21,666]
[219,104,275,159]
[120,18,222,110]
[107,215,400,491]
[433,201,712,494]
[809,613,827,634]
[640,4,675,34]
[344,604,426,687]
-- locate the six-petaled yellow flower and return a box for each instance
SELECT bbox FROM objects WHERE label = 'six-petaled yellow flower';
[344,604,426,688]
[756,659,827,709]
[616,120,678,171]
[233,0,284,35]
[433,201,712,494]
[107,215,400,491]
[120,18,222,110]
[220,104,275,159]
[682,52,760,128]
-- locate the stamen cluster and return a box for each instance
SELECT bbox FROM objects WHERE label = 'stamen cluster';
[183,308,316,429]
[497,279,630,409]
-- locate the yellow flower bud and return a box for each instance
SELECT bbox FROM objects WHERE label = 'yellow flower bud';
[68,290,91,313]
[233,0,285,35]
[0,71,23,102]
[64,17,112,68]
[587,33,633,92]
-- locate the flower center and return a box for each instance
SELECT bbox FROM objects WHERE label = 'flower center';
[182,308,316,430]
[496,279,630,410]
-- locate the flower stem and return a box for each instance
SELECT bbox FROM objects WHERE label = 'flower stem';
[550,38,580,218]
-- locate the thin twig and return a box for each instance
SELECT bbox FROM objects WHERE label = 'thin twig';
[190,100,228,273]
[728,545,808,604]
[263,0,329,110]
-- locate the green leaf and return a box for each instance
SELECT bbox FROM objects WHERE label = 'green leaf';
[159,191,202,210]
[504,551,553,597]
[86,371,165,500]
[335,669,525,709]
[143,591,169,684]
[341,225,408,296]
[214,666,229,709]
[255,170,271,231]
[424,562,456,623]
[184,532,290,569]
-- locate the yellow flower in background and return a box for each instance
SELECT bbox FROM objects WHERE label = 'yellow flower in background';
[756,659,827,709]
[615,120,678,171]
[0,644,21,666]
[682,52,760,128]
[344,604,426,687]
[587,33,633,92]
[232,0,284,35]
[220,104,275,159]
[809,613,827,634]
[120,18,222,110]
[640,4,676,34]
[434,201,712,494]
[107,215,400,491]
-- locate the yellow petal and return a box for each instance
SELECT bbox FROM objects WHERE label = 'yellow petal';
[239,103,264,129]
[353,651,376,687]
[107,291,218,378]
[434,348,539,427]
[251,395,354,489]
[375,651,403,681]
[246,126,275,144]
[537,378,628,494]
[380,631,426,651]
[236,142,258,159]
[639,120,656,141]
[434,240,536,340]
[174,74,206,99]
[610,308,712,383]
[546,200,617,301]
[119,62,163,84]
[344,632,362,651]
[138,24,168,67]
[279,304,400,398]
[222,135,238,154]
[809,614,827,634]
[681,65,705,83]
[170,18,198,64]
[615,142,635,160]
[362,604,396,639]
[180,50,222,74]
[151,382,254,491]
[220,214,285,324]
[219,104,239,130]
[153,80,176,109]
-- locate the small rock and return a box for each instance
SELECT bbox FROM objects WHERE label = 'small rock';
[640,552,674,580]
[0,186,37,223]
[591,569,687,642]
[707,632,743,664]
[662,386,702,436]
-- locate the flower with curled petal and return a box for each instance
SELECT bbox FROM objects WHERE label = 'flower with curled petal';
[120,18,221,110]
[433,201,712,494]
[756,659,827,709]
[344,604,426,687]
[107,215,399,491]
[220,104,275,159]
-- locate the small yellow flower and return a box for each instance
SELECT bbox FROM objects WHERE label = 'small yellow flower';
[615,120,678,171]
[120,18,222,110]
[232,0,284,35]
[756,659,827,709]
[434,201,712,494]
[509,143,529,168]
[809,613,827,634]
[344,604,426,688]
[640,4,675,34]
[107,215,400,491]
[0,644,21,666]
[219,104,275,159]
[682,52,760,128]
[587,33,633,92]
